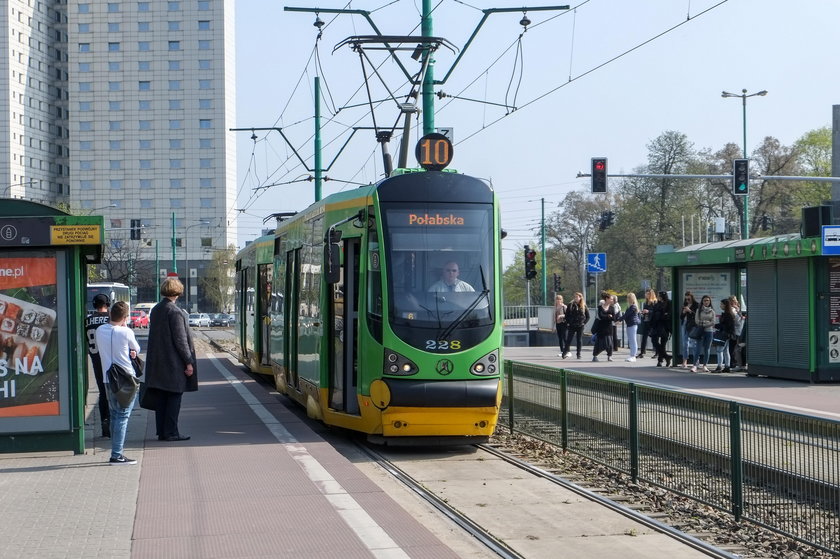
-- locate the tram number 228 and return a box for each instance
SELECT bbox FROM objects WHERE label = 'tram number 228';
[425,339,461,351]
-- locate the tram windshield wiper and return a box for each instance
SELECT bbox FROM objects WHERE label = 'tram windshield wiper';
[437,266,490,341]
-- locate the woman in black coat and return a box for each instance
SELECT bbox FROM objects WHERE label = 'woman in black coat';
[591,293,617,362]
[650,291,672,367]
[145,277,197,441]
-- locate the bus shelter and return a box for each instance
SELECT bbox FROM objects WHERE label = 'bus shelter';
[0,200,103,453]
[655,232,837,382]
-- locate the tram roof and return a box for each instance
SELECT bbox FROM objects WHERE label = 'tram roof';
[655,233,823,267]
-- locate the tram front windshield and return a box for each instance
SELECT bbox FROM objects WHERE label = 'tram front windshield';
[383,204,495,348]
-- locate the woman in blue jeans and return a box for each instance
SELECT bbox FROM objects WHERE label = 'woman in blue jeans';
[691,295,716,373]
[94,301,141,465]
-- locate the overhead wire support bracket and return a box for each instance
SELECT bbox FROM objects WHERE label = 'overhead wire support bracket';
[437,5,570,85]
[284,6,415,83]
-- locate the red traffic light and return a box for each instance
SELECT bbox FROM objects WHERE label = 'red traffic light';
[594,161,606,172]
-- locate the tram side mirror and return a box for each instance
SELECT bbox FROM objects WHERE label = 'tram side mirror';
[325,229,342,284]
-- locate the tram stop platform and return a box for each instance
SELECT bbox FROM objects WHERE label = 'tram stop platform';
[0,348,487,559]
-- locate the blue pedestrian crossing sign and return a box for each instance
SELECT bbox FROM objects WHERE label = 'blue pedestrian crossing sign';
[587,252,607,273]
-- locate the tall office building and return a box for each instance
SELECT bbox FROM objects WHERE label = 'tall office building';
[0,1,69,203]
[67,0,236,308]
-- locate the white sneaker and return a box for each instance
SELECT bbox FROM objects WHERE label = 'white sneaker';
[562,353,570,359]
[607,356,614,362]
[625,357,636,362]
[558,353,564,357]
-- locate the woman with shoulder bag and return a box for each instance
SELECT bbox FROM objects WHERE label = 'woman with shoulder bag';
[554,294,569,358]
[637,289,657,358]
[713,299,737,373]
[563,292,590,360]
[94,301,141,465]
[679,291,700,368]
[623,293,641,362]
[691,295,716,373]
[145,278,198,442]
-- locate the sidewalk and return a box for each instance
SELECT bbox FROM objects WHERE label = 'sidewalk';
[0,383,147,559]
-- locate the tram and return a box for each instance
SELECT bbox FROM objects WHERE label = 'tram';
[235,137,503,443]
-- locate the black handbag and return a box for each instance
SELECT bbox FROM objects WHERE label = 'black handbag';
[131,354,144,377]
[139,384,164,410]
[107,362,139,407]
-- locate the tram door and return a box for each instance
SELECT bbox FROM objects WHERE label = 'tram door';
[329,238,360,414]
[258,264,272,366]
[284,249,299,391]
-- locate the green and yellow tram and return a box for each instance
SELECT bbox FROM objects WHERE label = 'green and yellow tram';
[235,163,503,443]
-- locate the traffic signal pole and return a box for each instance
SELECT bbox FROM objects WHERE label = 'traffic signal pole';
[541,198,547,305]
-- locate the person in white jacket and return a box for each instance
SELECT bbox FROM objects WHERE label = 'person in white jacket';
[95,301,140,465]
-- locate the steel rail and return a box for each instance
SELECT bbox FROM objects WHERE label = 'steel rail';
[477,443,741,559]
[356,444,525,559]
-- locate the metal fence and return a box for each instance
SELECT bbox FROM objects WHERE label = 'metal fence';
[501,360,840,555]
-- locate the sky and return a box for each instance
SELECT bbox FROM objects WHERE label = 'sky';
[232,0,840,267]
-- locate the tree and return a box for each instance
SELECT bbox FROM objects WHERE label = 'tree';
[200,245,236,313]
[793,127,832,209]
[748,136,802,236]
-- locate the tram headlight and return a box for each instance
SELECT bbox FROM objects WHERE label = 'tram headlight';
[471,350,499,376]
[383,348,418,376]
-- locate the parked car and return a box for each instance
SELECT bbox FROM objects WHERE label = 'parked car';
[129,310,149,328]
[210,313,230,327]
[188,313,211,327]
[226,314,236,325]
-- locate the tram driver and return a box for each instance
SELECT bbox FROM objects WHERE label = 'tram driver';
[428,261,475,293]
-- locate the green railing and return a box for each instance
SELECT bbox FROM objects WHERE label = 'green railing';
[501,360,840,555]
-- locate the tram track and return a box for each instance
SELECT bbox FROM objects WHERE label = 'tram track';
[477,443,740,559]
[356,442,525,559]
[358,440,739,559]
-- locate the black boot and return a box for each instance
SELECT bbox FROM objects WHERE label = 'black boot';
[665,355,672,368]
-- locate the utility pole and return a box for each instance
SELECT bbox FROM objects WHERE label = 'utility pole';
[421,0,435,135]
[540,197,547,305]
[171,212,177,274]
[314,76,323,201]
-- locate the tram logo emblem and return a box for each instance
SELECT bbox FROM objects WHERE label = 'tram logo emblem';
[435,359,454,376]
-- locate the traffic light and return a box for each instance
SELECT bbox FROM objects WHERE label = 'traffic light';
[586,273,596,287]
[733,159,749,195]
[591,157,607,193]
[523,246,537,280]
[130,219,141,240]
[598,210,615,231]
[553,273,562,292]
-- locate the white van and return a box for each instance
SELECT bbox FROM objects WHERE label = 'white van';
[133,302,156,320]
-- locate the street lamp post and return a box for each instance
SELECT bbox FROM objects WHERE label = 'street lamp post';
[2,179,41,198]
[183,221,210,312]
[721,88,767,240]
[85,203,118,215]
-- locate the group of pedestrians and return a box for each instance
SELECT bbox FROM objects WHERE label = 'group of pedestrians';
[86,277,198,465]
[554,288,746,373]
[676,292,746,373]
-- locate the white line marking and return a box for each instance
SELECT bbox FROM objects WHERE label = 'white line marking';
[207,354,409,558]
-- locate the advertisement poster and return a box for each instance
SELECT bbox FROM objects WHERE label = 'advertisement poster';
[0,254,59,417]
[682,270,733,318]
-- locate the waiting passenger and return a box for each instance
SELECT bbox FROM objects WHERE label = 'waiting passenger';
[428,261,475,293]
